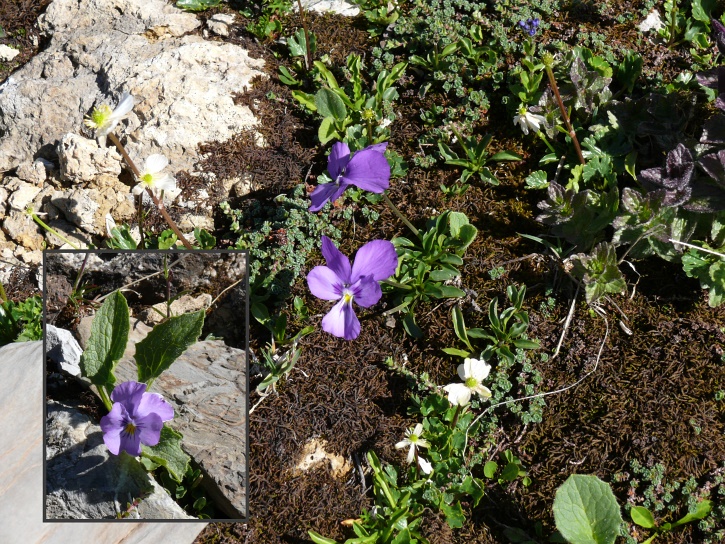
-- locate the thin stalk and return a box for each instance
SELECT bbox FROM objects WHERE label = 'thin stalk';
[136,195,145,249]
[543,62,585,165]
[98,385,113,412]
[26,208,80,249]
[72,252,90,294]
[382,193,418,238]
[537,131,556,154]
[295,0,312,71]
[450,403,462,429]
[107,133,194,250]
[668,0,678,47]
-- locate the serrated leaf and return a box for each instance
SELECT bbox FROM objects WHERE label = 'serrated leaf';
[135,310,205,384]
[553,474,622,544]
[80,290,129,388]
[142,425,189,483]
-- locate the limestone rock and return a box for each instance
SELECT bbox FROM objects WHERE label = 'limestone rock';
[0,0,264,176]
[298,0,360,16]
[56,133,123,186]
[208,14,235,37]
[46,400,195,519]
[7,179,42,212]
[0,44,19,62]
[2,210,44,251]
[51,186,135,235]
[16,160,49,185]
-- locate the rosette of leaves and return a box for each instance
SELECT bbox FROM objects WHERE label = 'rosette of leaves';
[568,242,626,304]
[638,143,696,208]
[681,215,725,307]
[612,188,693,261]
[536,182,618,251]
[569,54,612,118]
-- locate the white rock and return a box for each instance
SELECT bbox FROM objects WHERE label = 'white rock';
[0,44,20,62]
[7,181,42,212]
[2,211,44,251]
[639,9,664,32]
[0,0,265,176]
[208,14,235,37]
[298,0,359,16]
[16,160,48,185]
[56,133,122,185]
[143,293,212,324]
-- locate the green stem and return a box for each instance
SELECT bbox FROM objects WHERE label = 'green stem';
[537,131,556,154]
[98,385,113,412]
[382,193,418,238]
[295,0,312,71]
[451,404,462,429]
[0,281,7,303]
[544,65,585,165]
[449,124,471,158]
[26,208,80,249]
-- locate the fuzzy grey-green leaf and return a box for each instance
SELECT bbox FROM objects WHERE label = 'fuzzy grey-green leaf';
[141,425,190,483]
[135,310,205,384]
[553,474,622,544]
[80,290,129,388]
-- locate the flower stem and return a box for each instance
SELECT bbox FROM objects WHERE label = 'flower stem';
[98,385,113,412]
[26,207,80,249]
[543,64,585,165]
[537,131,556,154]
[382,193,418,238]
[451,404,462,429]
[107,133,194,250]
[295,0,312,71]
[0,281,7,304]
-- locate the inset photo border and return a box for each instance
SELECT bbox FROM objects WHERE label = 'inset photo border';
[43,250,248,522]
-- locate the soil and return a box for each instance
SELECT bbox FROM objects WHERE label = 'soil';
[3,0,725,542]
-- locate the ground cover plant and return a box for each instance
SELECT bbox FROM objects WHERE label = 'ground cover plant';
[3,0,725,540]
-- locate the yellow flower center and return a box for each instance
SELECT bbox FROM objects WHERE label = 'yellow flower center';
[88,104,112,128]
[465,377,478,389]
[343,291,353,304]
[124,422,137,436]
[141,173,154,185]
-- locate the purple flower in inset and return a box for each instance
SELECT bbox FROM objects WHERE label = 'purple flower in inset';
[309,142,391,212]
[518,18,540,36]
[307,236,398,340]
[99,381,174,456]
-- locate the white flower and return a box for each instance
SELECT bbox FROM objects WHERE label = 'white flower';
[84,92,135,144]
[638,9,664,32]
[417,456,433,475]
[513,106,546,136]
[132,154,177,197]
[395,423,430,464]
[443,358,492,407]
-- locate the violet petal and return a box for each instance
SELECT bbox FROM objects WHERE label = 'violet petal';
[110,381,146,416]
[321,297,361,340]
[307,265,344,300]
[135,412,164,448]
[120,427,143,457]
[350,239,398,282]
[350,276,382,308]
[321,236,352,283]
[328,142,351,179]
[137,392,174,422]
[343,148,391,193]
[309,182,342,212]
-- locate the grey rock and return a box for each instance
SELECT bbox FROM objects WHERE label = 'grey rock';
[143,293,212,325]
[46,400,195,519]
[0,341,207,542]
[56,133,123,186]
[208,14,236,37]
[46,325,83,376]
[110,334,248,519]
[7,179,42,212]
[0,0,264,176]
[2,210,44,251]
[298,0,360,16]
[16,160,48,184]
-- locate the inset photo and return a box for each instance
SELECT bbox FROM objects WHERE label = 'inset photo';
[43,250,248,521]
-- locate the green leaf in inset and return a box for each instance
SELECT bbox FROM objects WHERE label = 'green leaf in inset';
[141,425,190,483]
[553,474,622,544]
[135,310,205,384]
[483,461,498,478]
[318,116,338,145]
[80,290,129,388]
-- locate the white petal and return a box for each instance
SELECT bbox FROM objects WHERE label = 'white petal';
[418,457,433,474]
[153,174,176,192]
[443,383,472,406]
[406,444,415,464]
[412,423,424,437]
[469,359,491,381]
[132,183,145,195]
[473,385,492,399]
[112,92,135,118]
[395,439,409,450]
[144,154,169,175]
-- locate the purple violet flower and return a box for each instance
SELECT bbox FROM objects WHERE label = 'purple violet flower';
[307,236,398,340]
[309,142,391,212]
[99,381,174,456]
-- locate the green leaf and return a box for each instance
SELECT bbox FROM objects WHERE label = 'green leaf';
[193,228,216,249]
[672,499,712,527]
[489,150,522,162]
[441,500,465,528]
[318,116,338,144]
[630,506,655,529]
[315,88,347,121]
[451,305,472,350]
[429,268,459,281]
[448,211,469,238]
[141,425,190,483]
[80,291,129,388]
[514,338,540,350]
[553,474,623,544]
[483,461,498,478]
[434,286,466,299]
[442,347,471,357]
[106,225,137,249]
[135,310,205,384]
[525,170,548,190]
[175,0,220,11]
[501,462,521,482]
[291,90,317,112]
